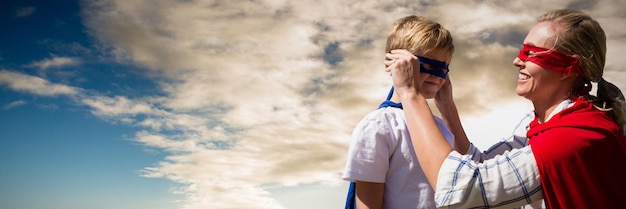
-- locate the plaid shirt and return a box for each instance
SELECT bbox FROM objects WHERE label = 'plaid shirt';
[434,112,546,208]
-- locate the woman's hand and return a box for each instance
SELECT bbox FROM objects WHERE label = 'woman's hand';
[386,49,453,189]
[385,49,423,99]
[435,76,454,111]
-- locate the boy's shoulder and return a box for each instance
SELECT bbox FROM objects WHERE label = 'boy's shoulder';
[355,107,406,128]
[364,106,404,119]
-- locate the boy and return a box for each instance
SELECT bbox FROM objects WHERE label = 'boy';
[343,15,455,209]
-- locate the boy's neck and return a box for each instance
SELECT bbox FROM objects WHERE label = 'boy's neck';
[390,93,401,103]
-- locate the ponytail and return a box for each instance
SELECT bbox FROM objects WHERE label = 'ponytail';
[595,78,626,137]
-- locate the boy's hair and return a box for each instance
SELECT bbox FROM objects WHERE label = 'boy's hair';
[385,15,454,58]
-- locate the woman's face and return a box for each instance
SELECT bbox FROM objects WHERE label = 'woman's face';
[419,50,450,99]
[512,21,563,102]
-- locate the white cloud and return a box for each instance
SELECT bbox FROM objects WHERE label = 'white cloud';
[16,6,36,17]
[79,1,390,207]
[0,70,79,96]
[82,95,159,117]
[26,56,80,70]
[2,100,27,110]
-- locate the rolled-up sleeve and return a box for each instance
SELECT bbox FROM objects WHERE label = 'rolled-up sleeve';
[435,146,543,208]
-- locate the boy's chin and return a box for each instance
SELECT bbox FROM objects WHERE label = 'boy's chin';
[421,91,437,99]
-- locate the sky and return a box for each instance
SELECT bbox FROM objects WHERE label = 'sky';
[1,0,625,209]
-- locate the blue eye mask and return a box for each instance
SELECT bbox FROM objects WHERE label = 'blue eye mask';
[416,56,449,79]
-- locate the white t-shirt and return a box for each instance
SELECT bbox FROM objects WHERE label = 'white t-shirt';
[343,107,454,209]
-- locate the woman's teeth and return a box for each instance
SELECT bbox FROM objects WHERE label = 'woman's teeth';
[519,73,530,80]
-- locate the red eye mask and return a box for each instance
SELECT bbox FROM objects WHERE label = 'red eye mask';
[517,44,587,80]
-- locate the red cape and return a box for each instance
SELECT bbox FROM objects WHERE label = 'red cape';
[528,98,626,208]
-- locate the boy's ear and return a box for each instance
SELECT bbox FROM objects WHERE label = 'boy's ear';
[384,58,393,70]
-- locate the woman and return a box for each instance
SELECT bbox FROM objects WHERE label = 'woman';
[386,9,626,208]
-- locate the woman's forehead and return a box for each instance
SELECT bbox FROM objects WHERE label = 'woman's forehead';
[524,21,557,48]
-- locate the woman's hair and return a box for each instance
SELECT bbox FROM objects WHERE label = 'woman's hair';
[539,9,626,135]
[385,15,454,59]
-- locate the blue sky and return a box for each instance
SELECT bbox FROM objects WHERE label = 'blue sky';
[1,0,625,209]
[0,1,180,209]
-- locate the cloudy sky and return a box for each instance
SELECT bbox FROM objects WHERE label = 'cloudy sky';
[1,0,625,209]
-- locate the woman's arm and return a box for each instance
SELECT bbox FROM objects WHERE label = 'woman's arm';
[387,49,452,188]
[434,77,472,154]
[435,77,532,160]
[398,89,452,188]
[435,147,543,208]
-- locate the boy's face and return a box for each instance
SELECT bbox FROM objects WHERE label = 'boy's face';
[417,50,450,99]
